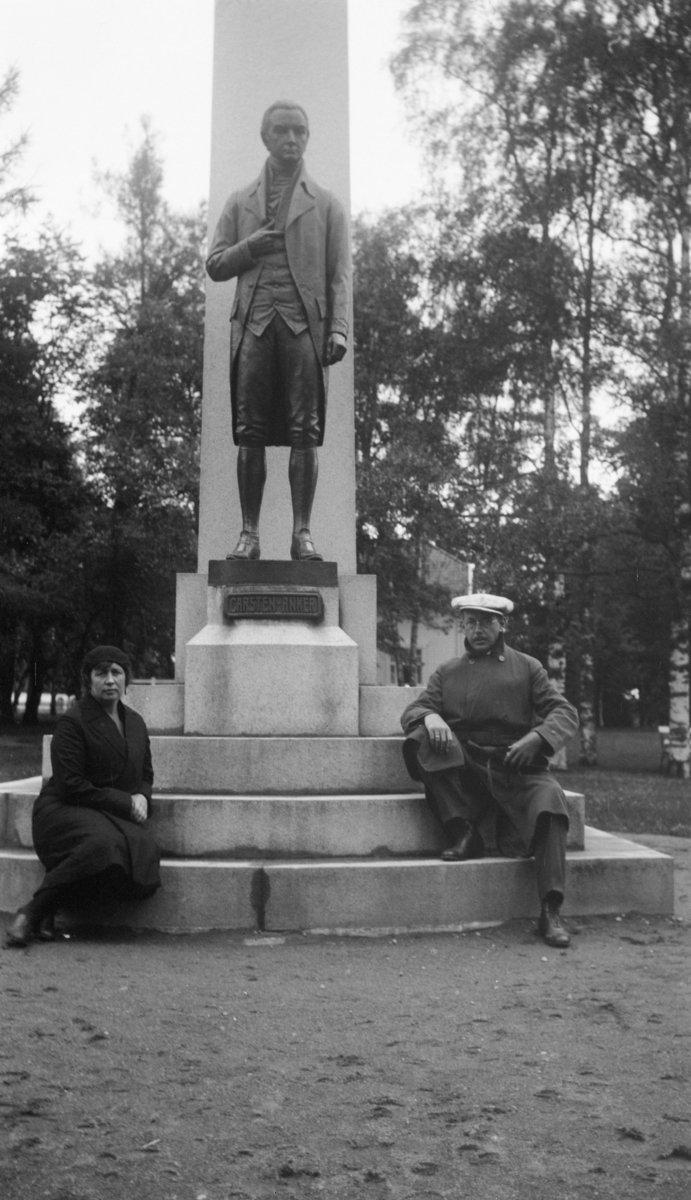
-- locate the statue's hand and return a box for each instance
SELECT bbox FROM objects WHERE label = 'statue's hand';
[247,224,284,258]
[326,332,347,365]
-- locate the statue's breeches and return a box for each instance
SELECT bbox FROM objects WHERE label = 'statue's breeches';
[235,319,322,448]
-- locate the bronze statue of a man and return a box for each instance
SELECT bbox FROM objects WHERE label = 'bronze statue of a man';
[206,101,350,561]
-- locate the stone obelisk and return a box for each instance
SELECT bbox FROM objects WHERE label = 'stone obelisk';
[175,0,376,735]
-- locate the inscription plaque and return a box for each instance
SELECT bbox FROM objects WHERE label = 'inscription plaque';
[224,586,324,622]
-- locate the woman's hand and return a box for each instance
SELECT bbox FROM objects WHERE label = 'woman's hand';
[130,793,148,824]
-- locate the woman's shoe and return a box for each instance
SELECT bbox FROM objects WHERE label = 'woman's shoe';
[5,910,36,948]
[37,913,57,942]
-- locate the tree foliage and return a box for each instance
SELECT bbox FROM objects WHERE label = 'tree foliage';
[75,122,205,673]
[0,70,93,723]
[0,68,33,218]
[353,213,467,673]
[351,0,691,743]
[1,108,205,723]
[0,232,91,722]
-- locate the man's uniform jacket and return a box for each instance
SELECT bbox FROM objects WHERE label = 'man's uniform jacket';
[401,638,579,853]
[206,160,350,446]
[32,695,161,897]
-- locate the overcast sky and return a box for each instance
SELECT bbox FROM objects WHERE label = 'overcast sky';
[0,0,425,257]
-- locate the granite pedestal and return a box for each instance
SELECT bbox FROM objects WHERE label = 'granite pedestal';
[184,562,359,737]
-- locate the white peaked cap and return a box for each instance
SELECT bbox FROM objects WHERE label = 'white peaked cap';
[451,592,514,616]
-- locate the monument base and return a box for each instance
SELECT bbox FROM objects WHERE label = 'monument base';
[2,556,672,934]
[174,567,378,686]
[0,772,674,933]
[0,831,674,935]
[0,779,586,858]
[184,623,360,736]
[183,561,359,735]
[126,682,426,737]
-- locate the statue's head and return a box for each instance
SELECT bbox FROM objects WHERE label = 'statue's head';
[261,102,310,168]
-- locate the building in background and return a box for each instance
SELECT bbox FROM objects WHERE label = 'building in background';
[376,548,473,686]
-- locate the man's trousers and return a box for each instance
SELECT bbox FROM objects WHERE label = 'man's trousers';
[417,753,568,902]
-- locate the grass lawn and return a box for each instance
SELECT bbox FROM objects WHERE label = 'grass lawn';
[1,727,689,837]
[0,725,54,783]
[563,768,691,837]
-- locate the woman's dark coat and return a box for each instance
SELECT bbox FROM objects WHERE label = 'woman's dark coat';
[32,695,161,897]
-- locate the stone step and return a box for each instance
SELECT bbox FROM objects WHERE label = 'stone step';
[155,734,418,794]
[124,682,425,737]
[39,734,419,794]
[40,733,588,798]
[0,829,673,934]
[125,681,427,734]
[1,782,585,857]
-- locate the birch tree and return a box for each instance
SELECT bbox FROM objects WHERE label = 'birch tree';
[393,0,624,756]
[605,0,691,773]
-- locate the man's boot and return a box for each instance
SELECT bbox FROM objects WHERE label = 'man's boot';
[537,891,571,948]
[289,447,323,560]
[227,447,266,560]
[440,818,484,861]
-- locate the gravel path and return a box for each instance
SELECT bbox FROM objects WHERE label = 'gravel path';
[1,836,689,1200]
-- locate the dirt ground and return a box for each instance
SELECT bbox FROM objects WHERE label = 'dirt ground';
[1,835,690,1200]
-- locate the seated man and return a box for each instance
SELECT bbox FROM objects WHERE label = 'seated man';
[401,593,579,949]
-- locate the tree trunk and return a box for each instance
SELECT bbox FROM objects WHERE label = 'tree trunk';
[576,166,599,765]
[22,638,46,727]
[669,615,690,778]
[408,616,419,686]
[575,568,598,766]
[578,605,598,766]
[669,102,691,774]
[0,631,17,726]
[546,573,568,770]
[393,644,404,687]
[106,503,126,647]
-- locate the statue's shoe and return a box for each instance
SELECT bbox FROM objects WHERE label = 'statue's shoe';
[290,531,323,561]
[226,532,260,560]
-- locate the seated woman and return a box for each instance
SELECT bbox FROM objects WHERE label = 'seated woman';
[5,646,161,947]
